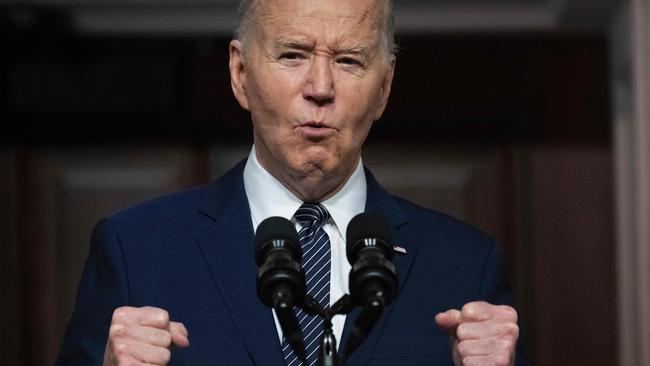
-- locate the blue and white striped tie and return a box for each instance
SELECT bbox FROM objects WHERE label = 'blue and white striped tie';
[282,203,331,366]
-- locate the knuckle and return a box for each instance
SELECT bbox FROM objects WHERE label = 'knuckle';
[456,340,469,355]
[501,306,518,321]
[461,302,476,317]
[500,338,515,351]
[161,330,173,347]
[141,305,156,313]
[112,306,135,323]
[156,308,170,324]
[505,322,519,338]
[109,324,125,338]
[112,308,127,323]
[173,321,188,334]
[498,339,516,357]
[495,353,511,366]
[111,341,128,356]
[161,347,172,363]
[456,323,469,339]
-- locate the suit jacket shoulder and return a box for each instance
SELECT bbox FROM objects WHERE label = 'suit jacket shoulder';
[57,161,525,366]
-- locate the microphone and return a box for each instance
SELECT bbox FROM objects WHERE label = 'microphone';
[343,213,398,356]
[254,216,307,364]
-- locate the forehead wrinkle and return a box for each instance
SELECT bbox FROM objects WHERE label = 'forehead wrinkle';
[258,0,383,30]
[255,0,384,55]
[301,7,381,33]
[265,21,378,50]
[255,1,297,35]
[357,1,383,30]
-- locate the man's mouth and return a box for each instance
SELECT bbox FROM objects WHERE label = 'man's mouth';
[299,121,329,128]
[296,121,336,139]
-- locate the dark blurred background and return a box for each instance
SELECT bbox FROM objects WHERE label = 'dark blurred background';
[1,0,649,365]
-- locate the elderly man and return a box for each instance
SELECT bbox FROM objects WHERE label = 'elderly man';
[56,0,528,365]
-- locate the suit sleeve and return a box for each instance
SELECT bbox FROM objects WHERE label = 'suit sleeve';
[55,218,130,365]
[480,240,534,366]
[478,239,511,304]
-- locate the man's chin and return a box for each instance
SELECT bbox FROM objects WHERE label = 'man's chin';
[293,160,332,180]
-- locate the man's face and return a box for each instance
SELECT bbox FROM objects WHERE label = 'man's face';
[230,0,394,201]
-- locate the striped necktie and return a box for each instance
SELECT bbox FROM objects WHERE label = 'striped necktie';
[282,203,331,366]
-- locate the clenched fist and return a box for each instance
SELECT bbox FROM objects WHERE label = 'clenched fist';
[104,306,190,366]
[435,301,518,366]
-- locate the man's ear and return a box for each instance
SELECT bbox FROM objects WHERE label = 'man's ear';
[229,39,250,111]
[374,55,396,120]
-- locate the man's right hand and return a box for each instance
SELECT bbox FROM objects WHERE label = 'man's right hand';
[103,306,190,365]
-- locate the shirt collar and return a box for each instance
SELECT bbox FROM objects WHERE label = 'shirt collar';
[243,145,367,236]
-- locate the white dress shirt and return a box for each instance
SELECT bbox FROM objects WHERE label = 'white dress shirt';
[243,145,367,349]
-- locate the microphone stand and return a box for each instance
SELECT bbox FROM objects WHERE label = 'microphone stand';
[301,294,368,366]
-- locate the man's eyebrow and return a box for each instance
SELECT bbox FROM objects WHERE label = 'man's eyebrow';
[274,39,374,58]
[275,39,313,51]
[336,46,373,58]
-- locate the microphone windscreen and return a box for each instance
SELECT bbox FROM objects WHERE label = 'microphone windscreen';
[254,216,300,264]
[346,212,392,262]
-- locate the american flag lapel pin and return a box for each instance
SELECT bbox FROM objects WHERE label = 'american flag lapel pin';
[393,245,407,255]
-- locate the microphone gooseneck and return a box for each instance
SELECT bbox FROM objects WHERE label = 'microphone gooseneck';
[343,212,398,357]
[254,216,307,364]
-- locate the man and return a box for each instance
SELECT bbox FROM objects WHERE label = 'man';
[56,0,528,365]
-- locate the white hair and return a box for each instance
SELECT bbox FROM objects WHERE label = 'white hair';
[233,0,397,57]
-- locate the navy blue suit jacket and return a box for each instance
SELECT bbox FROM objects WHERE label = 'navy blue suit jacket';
[56,161,530,365]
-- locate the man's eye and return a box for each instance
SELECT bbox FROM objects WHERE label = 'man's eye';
[338,57,362,66]
[280,52,305,60]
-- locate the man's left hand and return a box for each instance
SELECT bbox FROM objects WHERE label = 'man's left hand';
[435,301,519,366]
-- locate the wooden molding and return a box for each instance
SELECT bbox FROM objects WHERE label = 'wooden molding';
[612,0,650,364]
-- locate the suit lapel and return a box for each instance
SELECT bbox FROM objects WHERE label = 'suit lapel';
[191,162,418,365]
[340,167,419,365]
[193,161,284,366]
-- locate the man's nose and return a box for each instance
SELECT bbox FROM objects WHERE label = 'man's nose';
[303,56,334,106]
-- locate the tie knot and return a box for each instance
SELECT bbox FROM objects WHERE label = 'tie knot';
[294,203,329,227]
